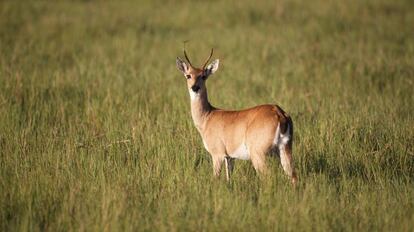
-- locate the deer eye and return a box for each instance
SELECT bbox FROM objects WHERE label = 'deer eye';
[186,75,191,79]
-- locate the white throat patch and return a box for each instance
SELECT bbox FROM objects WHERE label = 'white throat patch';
[189,89,200,101]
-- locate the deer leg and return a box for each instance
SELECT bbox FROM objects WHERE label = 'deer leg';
[224,157,234,181]
[279,143,297,185]
[250,149,269,176]
[212,155,225,177]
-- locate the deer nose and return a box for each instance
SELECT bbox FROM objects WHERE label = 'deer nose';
[191,85,200,92]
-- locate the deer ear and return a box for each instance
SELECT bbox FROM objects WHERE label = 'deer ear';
[176,57,188,74]
[204,59,219,76]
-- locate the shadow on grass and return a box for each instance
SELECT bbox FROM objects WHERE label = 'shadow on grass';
[303,150,413,185]
[303,152,368,182]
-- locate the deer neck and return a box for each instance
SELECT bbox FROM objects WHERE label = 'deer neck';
[190,88,212,132]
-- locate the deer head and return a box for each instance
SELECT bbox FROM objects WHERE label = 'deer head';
[176,47,219,98]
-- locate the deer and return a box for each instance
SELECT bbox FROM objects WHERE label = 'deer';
[176,47,298,185]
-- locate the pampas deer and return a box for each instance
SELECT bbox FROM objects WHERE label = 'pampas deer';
[176,47,297,185]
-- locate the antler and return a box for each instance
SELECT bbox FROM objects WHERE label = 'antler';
[183,41,193,67]
[183,41,214,69]
[202,48,214,70]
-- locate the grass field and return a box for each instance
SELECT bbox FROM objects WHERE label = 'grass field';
[1,0,414,231]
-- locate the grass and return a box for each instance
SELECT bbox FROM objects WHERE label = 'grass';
[0,0,413,231]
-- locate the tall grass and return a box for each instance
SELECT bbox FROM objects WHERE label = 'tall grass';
[0,0,413,231]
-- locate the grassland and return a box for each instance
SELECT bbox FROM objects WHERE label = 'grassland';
[0,0,413,231]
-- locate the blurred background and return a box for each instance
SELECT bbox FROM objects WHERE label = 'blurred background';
[0,0,413,231]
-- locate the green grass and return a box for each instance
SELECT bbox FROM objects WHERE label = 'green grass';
[1,0,413,231]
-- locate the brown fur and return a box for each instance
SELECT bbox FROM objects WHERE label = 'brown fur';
[176,53,297,185]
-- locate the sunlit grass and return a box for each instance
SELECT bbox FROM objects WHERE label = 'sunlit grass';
[0,0,413,231]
